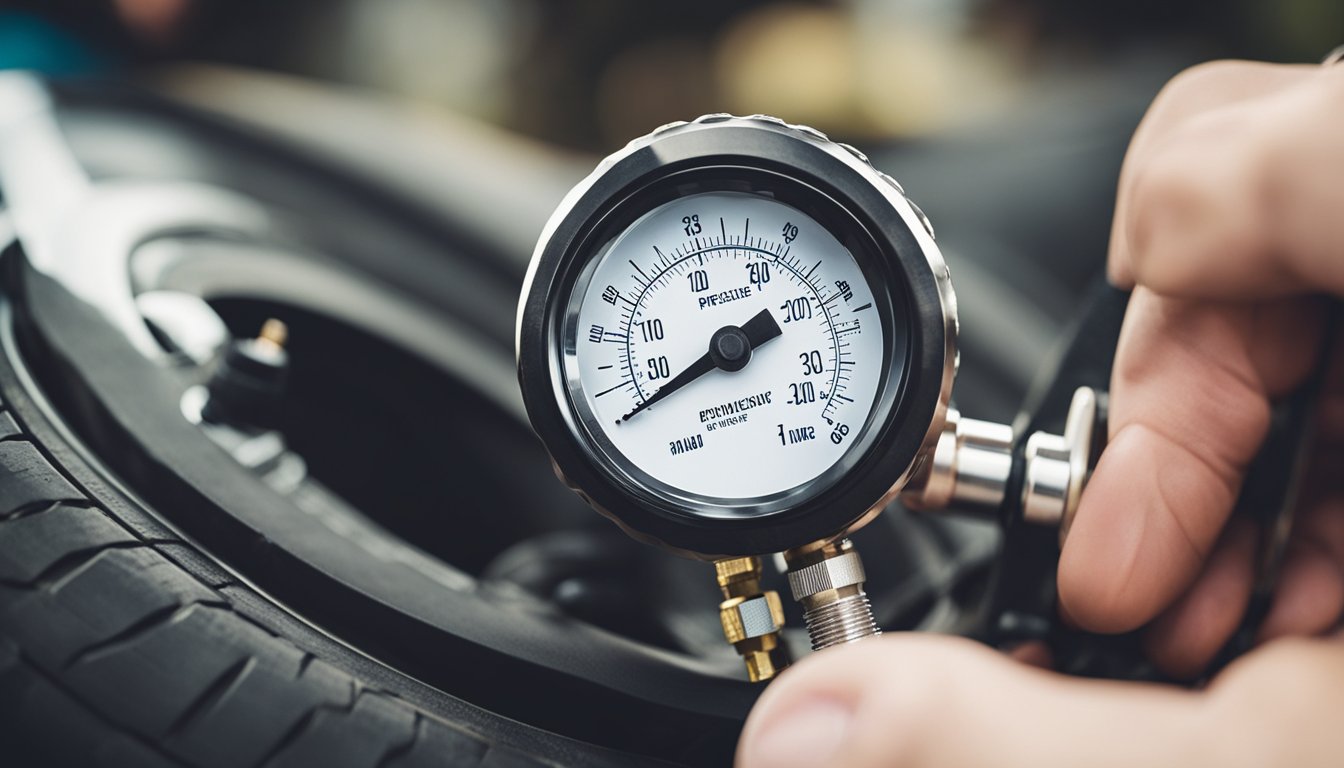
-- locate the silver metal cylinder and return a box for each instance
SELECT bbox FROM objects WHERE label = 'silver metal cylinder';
[802,593,880,650]
[787,550,867,601]
[786,541,881,651]
[907,387,1101,548]
[1020,387,1100,543]
[1020,432,1072,525]
[904,408,1014,514]
[949,416,1015,507]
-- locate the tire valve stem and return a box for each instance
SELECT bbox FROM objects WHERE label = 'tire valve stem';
[200,318,291,430]
[714,557,789,682]
[256,318,289,352]
[786,538,880,651]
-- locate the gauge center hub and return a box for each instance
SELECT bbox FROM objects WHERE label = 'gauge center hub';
[709,326,750,371]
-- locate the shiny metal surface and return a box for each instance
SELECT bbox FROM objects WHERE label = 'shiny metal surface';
[736,596,782,640]
[906,387,1101,544]
[802,592,881,650]
[1020,387,1100,542]
[785,539,881,651]
[904,407,1013,514]
[525,113,961,556]
[787,550,866,601]
[715,556,789,682]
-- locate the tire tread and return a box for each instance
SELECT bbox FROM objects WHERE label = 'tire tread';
[0,407,538,768]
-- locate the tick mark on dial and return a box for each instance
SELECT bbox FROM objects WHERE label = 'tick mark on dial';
[595,379,632,398]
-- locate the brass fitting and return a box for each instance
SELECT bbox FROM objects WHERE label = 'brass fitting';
[714,556,789,682]
[256,318,289,351]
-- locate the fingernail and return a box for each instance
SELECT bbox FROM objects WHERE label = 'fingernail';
[741,697,852,768]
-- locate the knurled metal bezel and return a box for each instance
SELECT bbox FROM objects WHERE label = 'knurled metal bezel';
[787,550,867,600]
[517,114,959,558]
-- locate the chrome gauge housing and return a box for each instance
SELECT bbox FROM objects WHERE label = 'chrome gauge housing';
[518,115,957,558]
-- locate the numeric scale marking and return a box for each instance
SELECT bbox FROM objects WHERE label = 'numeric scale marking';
[568,190,890,501]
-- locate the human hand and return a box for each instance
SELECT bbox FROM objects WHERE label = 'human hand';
[737,633,1344,768]
[1064,58,1344,675]
[737,58,1344,768]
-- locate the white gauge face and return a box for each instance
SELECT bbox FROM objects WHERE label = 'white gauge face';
[565,191,889,507]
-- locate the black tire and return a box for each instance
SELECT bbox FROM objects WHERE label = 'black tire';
[0,289,660,768]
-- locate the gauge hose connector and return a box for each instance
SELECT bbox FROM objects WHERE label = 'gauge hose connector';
[903,387,1104,545]
[715,557,789,682]
[786,539,880,651]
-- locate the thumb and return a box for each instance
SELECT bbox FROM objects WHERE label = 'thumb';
[737,634,1209,768]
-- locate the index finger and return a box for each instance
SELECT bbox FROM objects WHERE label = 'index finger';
[1108,60,1331,293]
[1058,290,1322,632]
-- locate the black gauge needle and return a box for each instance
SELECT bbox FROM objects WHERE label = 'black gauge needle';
[621,308,783,422]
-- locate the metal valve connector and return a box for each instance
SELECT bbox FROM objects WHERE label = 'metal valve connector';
[903,407,1014,515]
[714,557,789,682]
[712,388,1103,680]
[785,539,880,651]
[905,387,1104,542]
[1021,387,1103,542]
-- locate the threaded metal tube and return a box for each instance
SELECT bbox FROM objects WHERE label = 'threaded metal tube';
[802,591,880,650]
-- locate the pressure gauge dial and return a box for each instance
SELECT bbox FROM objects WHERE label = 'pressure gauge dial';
[518,115,956,558]
[575,189,886,503]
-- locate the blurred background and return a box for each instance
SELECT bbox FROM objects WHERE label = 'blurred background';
[5,0,1339,426]
[2,0,1339,149]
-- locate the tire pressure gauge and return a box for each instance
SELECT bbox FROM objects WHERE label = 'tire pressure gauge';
[517,115,1078,681]
[519,114,955,551]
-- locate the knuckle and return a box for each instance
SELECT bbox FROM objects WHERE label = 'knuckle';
[1141,60,1246,132]
[1122,160,1183,282]
[1161,59,1246,98]
[1123,131,1270,294]
[1312,64,1344,101]
[1153,59,1297,113]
